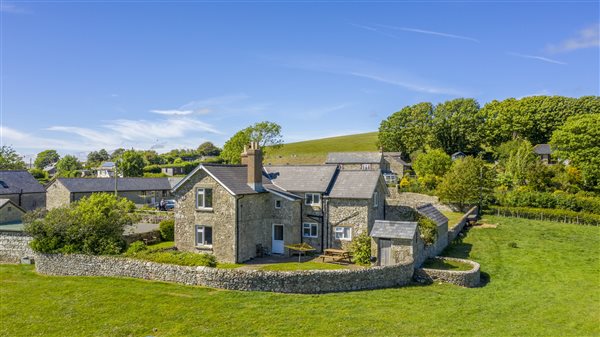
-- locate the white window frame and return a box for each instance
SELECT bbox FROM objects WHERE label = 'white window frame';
[334,226,352,241]
[373,191,379,208]
[361,163,371,170]
[196,188,213,210]
[304,193,321,207]
[302,222,318,238]
[195,225,213,247]
[275,200,282,209]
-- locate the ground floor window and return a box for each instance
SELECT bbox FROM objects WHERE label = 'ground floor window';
[334,226,352,241]
[302,222,318,238]
[195,225,213,246]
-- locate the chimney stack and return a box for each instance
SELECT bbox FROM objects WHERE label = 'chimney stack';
[244,142,263,192]
[240,145,249,165]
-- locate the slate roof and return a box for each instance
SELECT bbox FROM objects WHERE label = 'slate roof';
[383,152,411,166]
[326,152,382,164]
[533,144,552,155]
[202,165,273,195]
[370,220,418,239]
[415,203,448,226]
[328,170,381,199]
[56,177,173,193]
[0,198,25,212]
[0,171,46,195]
[264,165,337,193]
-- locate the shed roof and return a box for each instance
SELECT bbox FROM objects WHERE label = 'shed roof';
[56,177,173,193]
[0,198,25,212]
[0,170,46,195]
[415,203,448,226]
[370,220,418,239]
[326,152,382,164]
[328,170,382,199]
[264,165,337,193]
[533,144,552,155]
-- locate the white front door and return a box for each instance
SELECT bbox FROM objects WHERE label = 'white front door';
[272,224,284,254]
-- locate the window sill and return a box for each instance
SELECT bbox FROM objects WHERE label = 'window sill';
[303,236,318,239]
[195,245,213,249]
[196,207,214,212]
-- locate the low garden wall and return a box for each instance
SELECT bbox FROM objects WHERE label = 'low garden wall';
[35,254,415,294]
[448,206,478,242]
[0,230,35,263]
[413,257,480,287]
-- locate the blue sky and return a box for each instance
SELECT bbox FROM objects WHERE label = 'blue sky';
[1,1,599,161]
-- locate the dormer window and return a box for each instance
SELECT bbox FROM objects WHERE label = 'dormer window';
[305,193,321,207]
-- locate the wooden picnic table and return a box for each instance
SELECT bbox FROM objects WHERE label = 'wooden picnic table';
[319,249,352,263]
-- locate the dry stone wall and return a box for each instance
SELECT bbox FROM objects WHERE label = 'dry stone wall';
[414,257,480,287]
[35,253,415,294]
[0,231,35,263]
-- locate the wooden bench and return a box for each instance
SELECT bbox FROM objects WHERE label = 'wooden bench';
[319,249,352,263]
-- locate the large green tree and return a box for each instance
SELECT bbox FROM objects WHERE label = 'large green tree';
[120,150,146,177]
[220,121,283,164]
[495,139,538,188]
[550,113,600,189]
[431,98,483,155]
[436,156,496,210]
[87,149,110,167]
[0,145,26,170]
[378,102,433,159]
[412,148,452,178]
[56,155,83,177]
[197,142,221,157]
[34,150,60,169]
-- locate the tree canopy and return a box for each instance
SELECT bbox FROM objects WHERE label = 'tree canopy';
[436,156,496,210]
[431,98,483,155]
[87,149,110,167]
[197,142,221,157]
[220,121,283,164]
[120,150,146,177]
[34,150,60,169]
[0,146,26,170]
[378,102,434,159]
[56,155,83,177]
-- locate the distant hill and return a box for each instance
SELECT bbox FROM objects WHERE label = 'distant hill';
[264,132,379,165]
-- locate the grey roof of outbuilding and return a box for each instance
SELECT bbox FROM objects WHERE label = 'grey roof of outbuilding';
[0,198,25,212]
[326,152,382,164]
[533,144,552,155]
[370,220,418,239]
[264,165,337,193]
[168,177,184,189]
[56,177,173,193]
[415,203,448,226]
[328,170,382,199]
[0,171,46,195]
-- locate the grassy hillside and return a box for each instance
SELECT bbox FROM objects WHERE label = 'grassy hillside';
[2,216,599,336]
[264,132,379,165]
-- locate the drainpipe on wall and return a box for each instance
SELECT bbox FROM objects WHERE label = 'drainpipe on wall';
[235,195,245,263]
[322,199,328,251]
[300,200,303,244]
[18,189,23,207]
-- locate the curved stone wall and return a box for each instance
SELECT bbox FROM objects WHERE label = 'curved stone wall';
[35,254,414,294]
[413,257,480,288]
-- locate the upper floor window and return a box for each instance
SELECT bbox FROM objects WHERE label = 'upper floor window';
[275,200,282,209]
[303,223,318,238]
[305,193,321,206]
[373,191,379,207]
[334,226,352,241]
[361,164,371,170]
[196,188,213,209]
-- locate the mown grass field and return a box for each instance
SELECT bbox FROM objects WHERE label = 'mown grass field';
[264,132,378,165]
[1,215,599,336]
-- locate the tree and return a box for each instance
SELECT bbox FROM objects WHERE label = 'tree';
[412,149,452,178]
[436,156,496,210]
[110,148,126,161]
[220,121,283,164]
[87,149,110,167]
[197,142,221,157]
[56,155,82,177]
[34,150,60,169]
[120,150,146,177]
[495,139,538,188]
[0,145,26,170]
[378,102,433,160]
[431,98,483,155]
[29,168,49,183]
[24,193,135,255]
[142,150,164,165]
[550,113,600,189]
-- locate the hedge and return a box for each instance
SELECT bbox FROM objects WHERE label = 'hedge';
[495,191,600,215]
[488,206,600,226]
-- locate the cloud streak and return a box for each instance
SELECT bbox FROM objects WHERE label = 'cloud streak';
[546,23,600,53]
[507,52,567,65]
[0,3,30,14]
[374,24,479,43]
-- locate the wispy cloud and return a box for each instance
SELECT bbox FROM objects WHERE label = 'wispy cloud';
[0,2,30,14]
[507,52,567,65]
[150,109,195,116]
[546,23,600,53]
[374,24,479,43]
[150,94,250,116]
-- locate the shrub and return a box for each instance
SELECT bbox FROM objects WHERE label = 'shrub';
[417,217,437,245]
[24,193,135,255]
[126,241,147,255]
[159,219,175,241]
[350,233,372,266]
[495,190,600,214]
[143,172,168,178]
[488,206,600,226]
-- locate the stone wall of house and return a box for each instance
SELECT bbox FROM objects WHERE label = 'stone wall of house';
[35,253,415,294]
[45,181,71,209]
[0,203,25,224]
[448,206,478,242]
[327,198,370,250]
[414,257,480,287]
[173,170,237,263]
[301,196,325,252]
[2,193,46,211]
[0,230,35,263]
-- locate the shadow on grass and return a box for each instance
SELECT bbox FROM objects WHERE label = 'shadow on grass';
[441,242,473,259]
[478,271,491,287]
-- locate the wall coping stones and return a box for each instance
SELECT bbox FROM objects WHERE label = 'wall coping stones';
[414,256,481,287]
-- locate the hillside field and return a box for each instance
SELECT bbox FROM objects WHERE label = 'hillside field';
[264,132,379,165]
[1,215,598,336]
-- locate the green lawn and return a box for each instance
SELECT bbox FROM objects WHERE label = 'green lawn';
[264,132,378,164]
[442,211,465,227]
[258,261,347,271]
[1,215,599,336]
[422,258,473,271]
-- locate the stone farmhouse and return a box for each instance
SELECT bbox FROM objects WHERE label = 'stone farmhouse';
[45,177,179,209]
[325,151,411,184]
[172,143,387,264]
[0,199,26,225]
[0,170,46,211]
